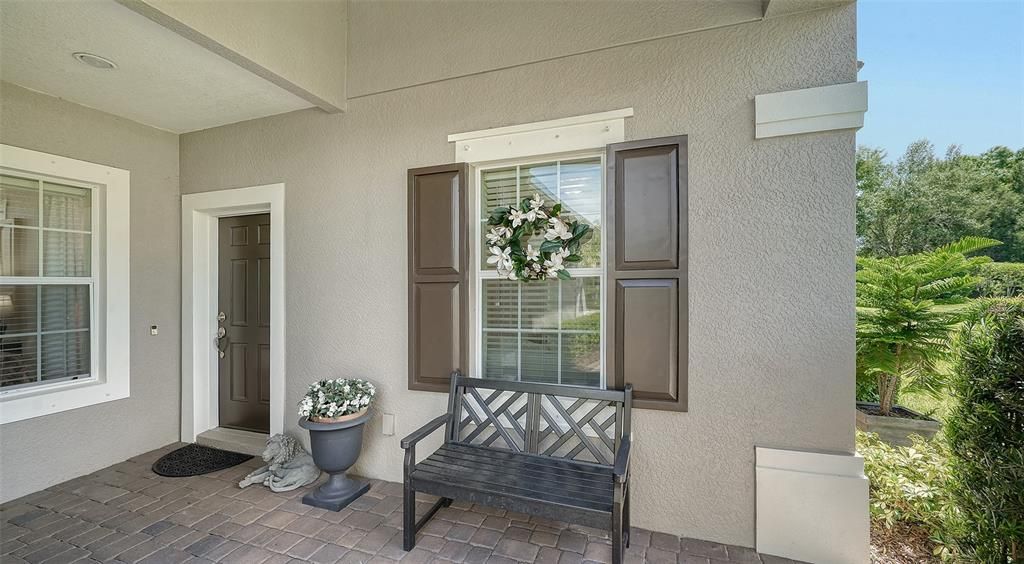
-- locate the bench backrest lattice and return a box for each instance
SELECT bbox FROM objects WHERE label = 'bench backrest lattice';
[446,375,631,466]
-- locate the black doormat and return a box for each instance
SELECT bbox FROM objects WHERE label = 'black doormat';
[152,444,253,478]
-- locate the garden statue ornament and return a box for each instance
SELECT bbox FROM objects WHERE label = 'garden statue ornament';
[238,433,320,492]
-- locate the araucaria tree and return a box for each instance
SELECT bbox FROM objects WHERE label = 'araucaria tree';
[856,237,1000,416]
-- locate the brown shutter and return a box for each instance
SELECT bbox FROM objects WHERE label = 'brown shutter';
[606,136,688,411]
[408,163,469,392]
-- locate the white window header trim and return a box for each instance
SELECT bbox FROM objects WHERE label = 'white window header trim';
[449,108,633,164]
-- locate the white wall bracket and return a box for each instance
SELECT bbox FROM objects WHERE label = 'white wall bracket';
[755,81,867,139]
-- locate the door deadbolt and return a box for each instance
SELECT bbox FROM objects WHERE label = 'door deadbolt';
[217,311,227,322]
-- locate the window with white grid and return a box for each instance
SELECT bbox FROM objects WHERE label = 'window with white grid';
[0,173,96,391]
[476,156,603,387]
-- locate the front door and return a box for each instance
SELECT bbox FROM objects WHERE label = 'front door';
[217,214,271,433]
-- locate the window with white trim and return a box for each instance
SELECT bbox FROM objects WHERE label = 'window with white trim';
[0,144,129,425]
[0,173,97,390]
[475,155,603,387]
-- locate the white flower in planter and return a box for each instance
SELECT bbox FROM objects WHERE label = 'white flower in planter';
[298,378,376,419]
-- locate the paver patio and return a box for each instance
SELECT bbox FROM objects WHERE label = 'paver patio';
[0,444,803,564]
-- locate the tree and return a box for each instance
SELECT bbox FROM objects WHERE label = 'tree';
[856,237,999,416]
[857,140,1024,262]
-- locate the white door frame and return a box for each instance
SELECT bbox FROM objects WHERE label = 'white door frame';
[181,184,285,442]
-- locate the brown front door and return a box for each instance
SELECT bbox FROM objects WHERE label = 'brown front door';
[217,214,271,433]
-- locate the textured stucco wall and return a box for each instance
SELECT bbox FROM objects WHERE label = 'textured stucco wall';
[179,6,857,546]
[0,83,181,503]
[347,0,762,97]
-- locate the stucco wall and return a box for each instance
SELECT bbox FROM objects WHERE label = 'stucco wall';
[346,0,762,98]
[0,83,181,503]
[179,6,857,546]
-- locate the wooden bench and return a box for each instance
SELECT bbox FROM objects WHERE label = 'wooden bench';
[401,372,633,563]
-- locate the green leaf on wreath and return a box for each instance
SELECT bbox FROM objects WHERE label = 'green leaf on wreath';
[552,203,562,216]
[566,254,582,262]
[539,240,562,253]
[556,269,572,280]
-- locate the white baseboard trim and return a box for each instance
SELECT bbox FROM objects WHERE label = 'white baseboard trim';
[756,446,869,564]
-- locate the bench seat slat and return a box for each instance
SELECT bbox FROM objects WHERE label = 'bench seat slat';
[416,453,612,503]
[411,454,613,513]
[441,444,612,485]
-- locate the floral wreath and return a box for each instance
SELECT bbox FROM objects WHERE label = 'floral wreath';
[485,193,591,281]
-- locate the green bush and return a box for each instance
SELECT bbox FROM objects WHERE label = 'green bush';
[857,431,958,558]
[974,262,1024,298]
[945,299,1024,562]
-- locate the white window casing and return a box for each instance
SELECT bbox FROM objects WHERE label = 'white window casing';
[0,144,129,424]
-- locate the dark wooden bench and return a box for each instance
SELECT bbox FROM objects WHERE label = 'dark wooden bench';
[401,372,633,563]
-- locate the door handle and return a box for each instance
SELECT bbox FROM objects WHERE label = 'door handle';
[215,328,228,358]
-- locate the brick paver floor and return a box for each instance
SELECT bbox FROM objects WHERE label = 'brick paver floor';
[0,443,805,564]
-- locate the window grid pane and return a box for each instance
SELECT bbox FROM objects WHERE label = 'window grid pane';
[0,174,95,391]
[478,155,602,387]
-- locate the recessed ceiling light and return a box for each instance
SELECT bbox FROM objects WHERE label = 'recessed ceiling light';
[72,52,117,70]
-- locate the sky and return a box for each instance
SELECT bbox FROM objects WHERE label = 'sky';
[856,0,1024,161]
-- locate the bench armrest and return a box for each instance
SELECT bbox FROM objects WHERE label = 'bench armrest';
[401,414,450,450]
[613,434,631,483]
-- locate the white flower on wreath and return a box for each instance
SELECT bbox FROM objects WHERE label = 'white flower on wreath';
[487,246,512,270]
[525,244,540,262]
[497,266,517,281]
[545,217,572,241]
[543,251,567,278]
[508,208,527,227]
[486,226,510,245]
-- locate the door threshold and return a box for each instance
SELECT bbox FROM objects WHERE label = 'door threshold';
[196,427,268,457]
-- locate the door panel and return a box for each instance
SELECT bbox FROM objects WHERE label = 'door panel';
[218,214,271,433]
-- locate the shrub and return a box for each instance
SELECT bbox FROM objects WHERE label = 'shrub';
[974,262,1024,298]
[945,299,1024,562]
[857,430,958,558]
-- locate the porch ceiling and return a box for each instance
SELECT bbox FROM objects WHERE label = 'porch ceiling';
[0,0,311,133]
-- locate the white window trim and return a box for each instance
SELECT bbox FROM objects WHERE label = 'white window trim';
[449,108,632,164]
[469,151,607,389]
[0,144,130,424]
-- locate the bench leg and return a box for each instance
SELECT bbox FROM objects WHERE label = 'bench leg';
[403,448,416,551]
[612,483,625,564]
[624,481,631,548]
[403,484,415,550]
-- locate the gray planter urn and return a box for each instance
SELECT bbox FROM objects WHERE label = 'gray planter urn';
[299,410,371,511]
[855,402,940,447]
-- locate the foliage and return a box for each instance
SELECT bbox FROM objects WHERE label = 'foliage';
[484,193,591,282]
[856,237,999,415]
[857,431,958,559]
[857,142,1024,262]
[298,378,376,420]
[562,312,600,358]
[974,262,1024,298]
[945,299,1024,562]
